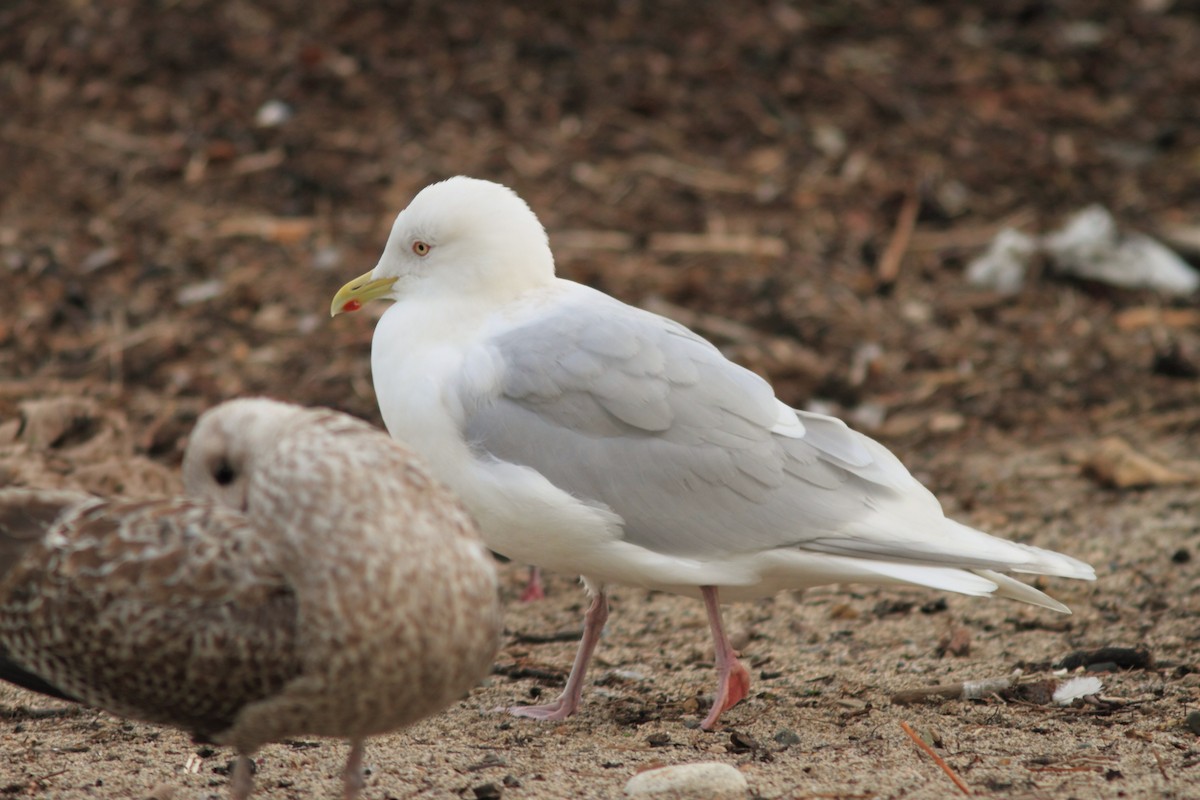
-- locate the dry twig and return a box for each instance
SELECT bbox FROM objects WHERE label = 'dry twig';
[648,231,786,257]
[876,187,921,285]
[891,675,1016,705]
[899,721,971,796]
[908,207,1037,252]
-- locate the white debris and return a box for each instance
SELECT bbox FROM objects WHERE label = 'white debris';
[811,123,847,158]
[255,99,294,128]
[1059,21,1106,48]
[966,206,1198,295]
[848,402,887,432]
[1052,675,1103,705]
[1043,205,1198,295]
[176,279,224,306]
[311,245,343,272]
[295,313,321,335]
[625,762,749,799]
[961,675,1019,700]
[965,228,1038,293]
[80,246,121,274]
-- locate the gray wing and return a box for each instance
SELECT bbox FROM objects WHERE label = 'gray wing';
[458,288,999,565]
[0,492,301,741]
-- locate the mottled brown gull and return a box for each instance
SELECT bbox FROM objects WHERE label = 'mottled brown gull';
[0,398,502,799]
[331,176,1095,730]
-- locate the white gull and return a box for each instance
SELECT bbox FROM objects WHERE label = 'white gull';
[331,176,1095,730]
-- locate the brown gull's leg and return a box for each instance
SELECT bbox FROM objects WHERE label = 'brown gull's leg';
[230,754,255,800]
[342,739,366,800]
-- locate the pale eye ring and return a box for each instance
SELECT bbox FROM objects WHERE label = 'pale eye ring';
[412,240,431,256]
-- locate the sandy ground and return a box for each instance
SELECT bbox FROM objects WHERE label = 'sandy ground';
[2,433,1198,798]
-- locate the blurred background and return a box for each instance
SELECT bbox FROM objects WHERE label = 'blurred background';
[2,0,1198,493]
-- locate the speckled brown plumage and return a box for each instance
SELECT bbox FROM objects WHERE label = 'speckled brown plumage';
[0,399,503,800]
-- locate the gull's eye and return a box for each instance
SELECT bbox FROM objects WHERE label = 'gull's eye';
[412,240,431,256]
[213,459,237,486]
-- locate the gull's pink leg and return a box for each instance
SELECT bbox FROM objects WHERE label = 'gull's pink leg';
[519,566,546,602]
[700,585,751,730]
[508,589,608,721]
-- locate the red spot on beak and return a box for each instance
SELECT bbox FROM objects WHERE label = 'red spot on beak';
[342,299,362,313]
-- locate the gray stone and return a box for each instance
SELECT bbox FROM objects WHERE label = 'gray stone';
[624,762,748,800]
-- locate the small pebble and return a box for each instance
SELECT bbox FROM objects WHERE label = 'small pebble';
[473,782,502,800]
[920,598,948,615]
[145,784,179,800]
[773,729,801,746]
[1185,711,1200,735]
[625,762,749,799]
[728,624,753,653]
[727,731,760,752]
[936,626,972,658]
[873,599,914,617]
[1058,645,1153,671]
[255,99,294,127]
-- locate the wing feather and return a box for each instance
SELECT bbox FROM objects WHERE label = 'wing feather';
[458,286,1089,578]
[0,494,301,741]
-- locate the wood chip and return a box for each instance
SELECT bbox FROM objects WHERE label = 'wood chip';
[1113,306,1200,331]
[936,626,972,658]
[632,154,759,194]
[876,187,921,285]
[648,231,786,257]
[1081,437,1195,489]
[215,216,316,244]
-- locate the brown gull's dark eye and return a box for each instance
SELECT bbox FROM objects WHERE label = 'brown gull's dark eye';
[213,460,236,486]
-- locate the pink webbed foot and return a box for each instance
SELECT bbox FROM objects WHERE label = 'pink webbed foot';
[506,693,579,721]
[699,585,752,730]
[504,590,609,723]
[700,656,751,730]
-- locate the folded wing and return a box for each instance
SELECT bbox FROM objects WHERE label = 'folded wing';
[0,490,301,741]
[458,287,1093,582]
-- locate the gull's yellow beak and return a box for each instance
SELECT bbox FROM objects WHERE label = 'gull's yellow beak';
[330,270,399,317]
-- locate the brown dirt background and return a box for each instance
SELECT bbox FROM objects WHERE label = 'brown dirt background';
[2,1,1200,798]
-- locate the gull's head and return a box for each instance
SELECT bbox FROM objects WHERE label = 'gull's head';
[331,176,555,316]
[182,398,307,512]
